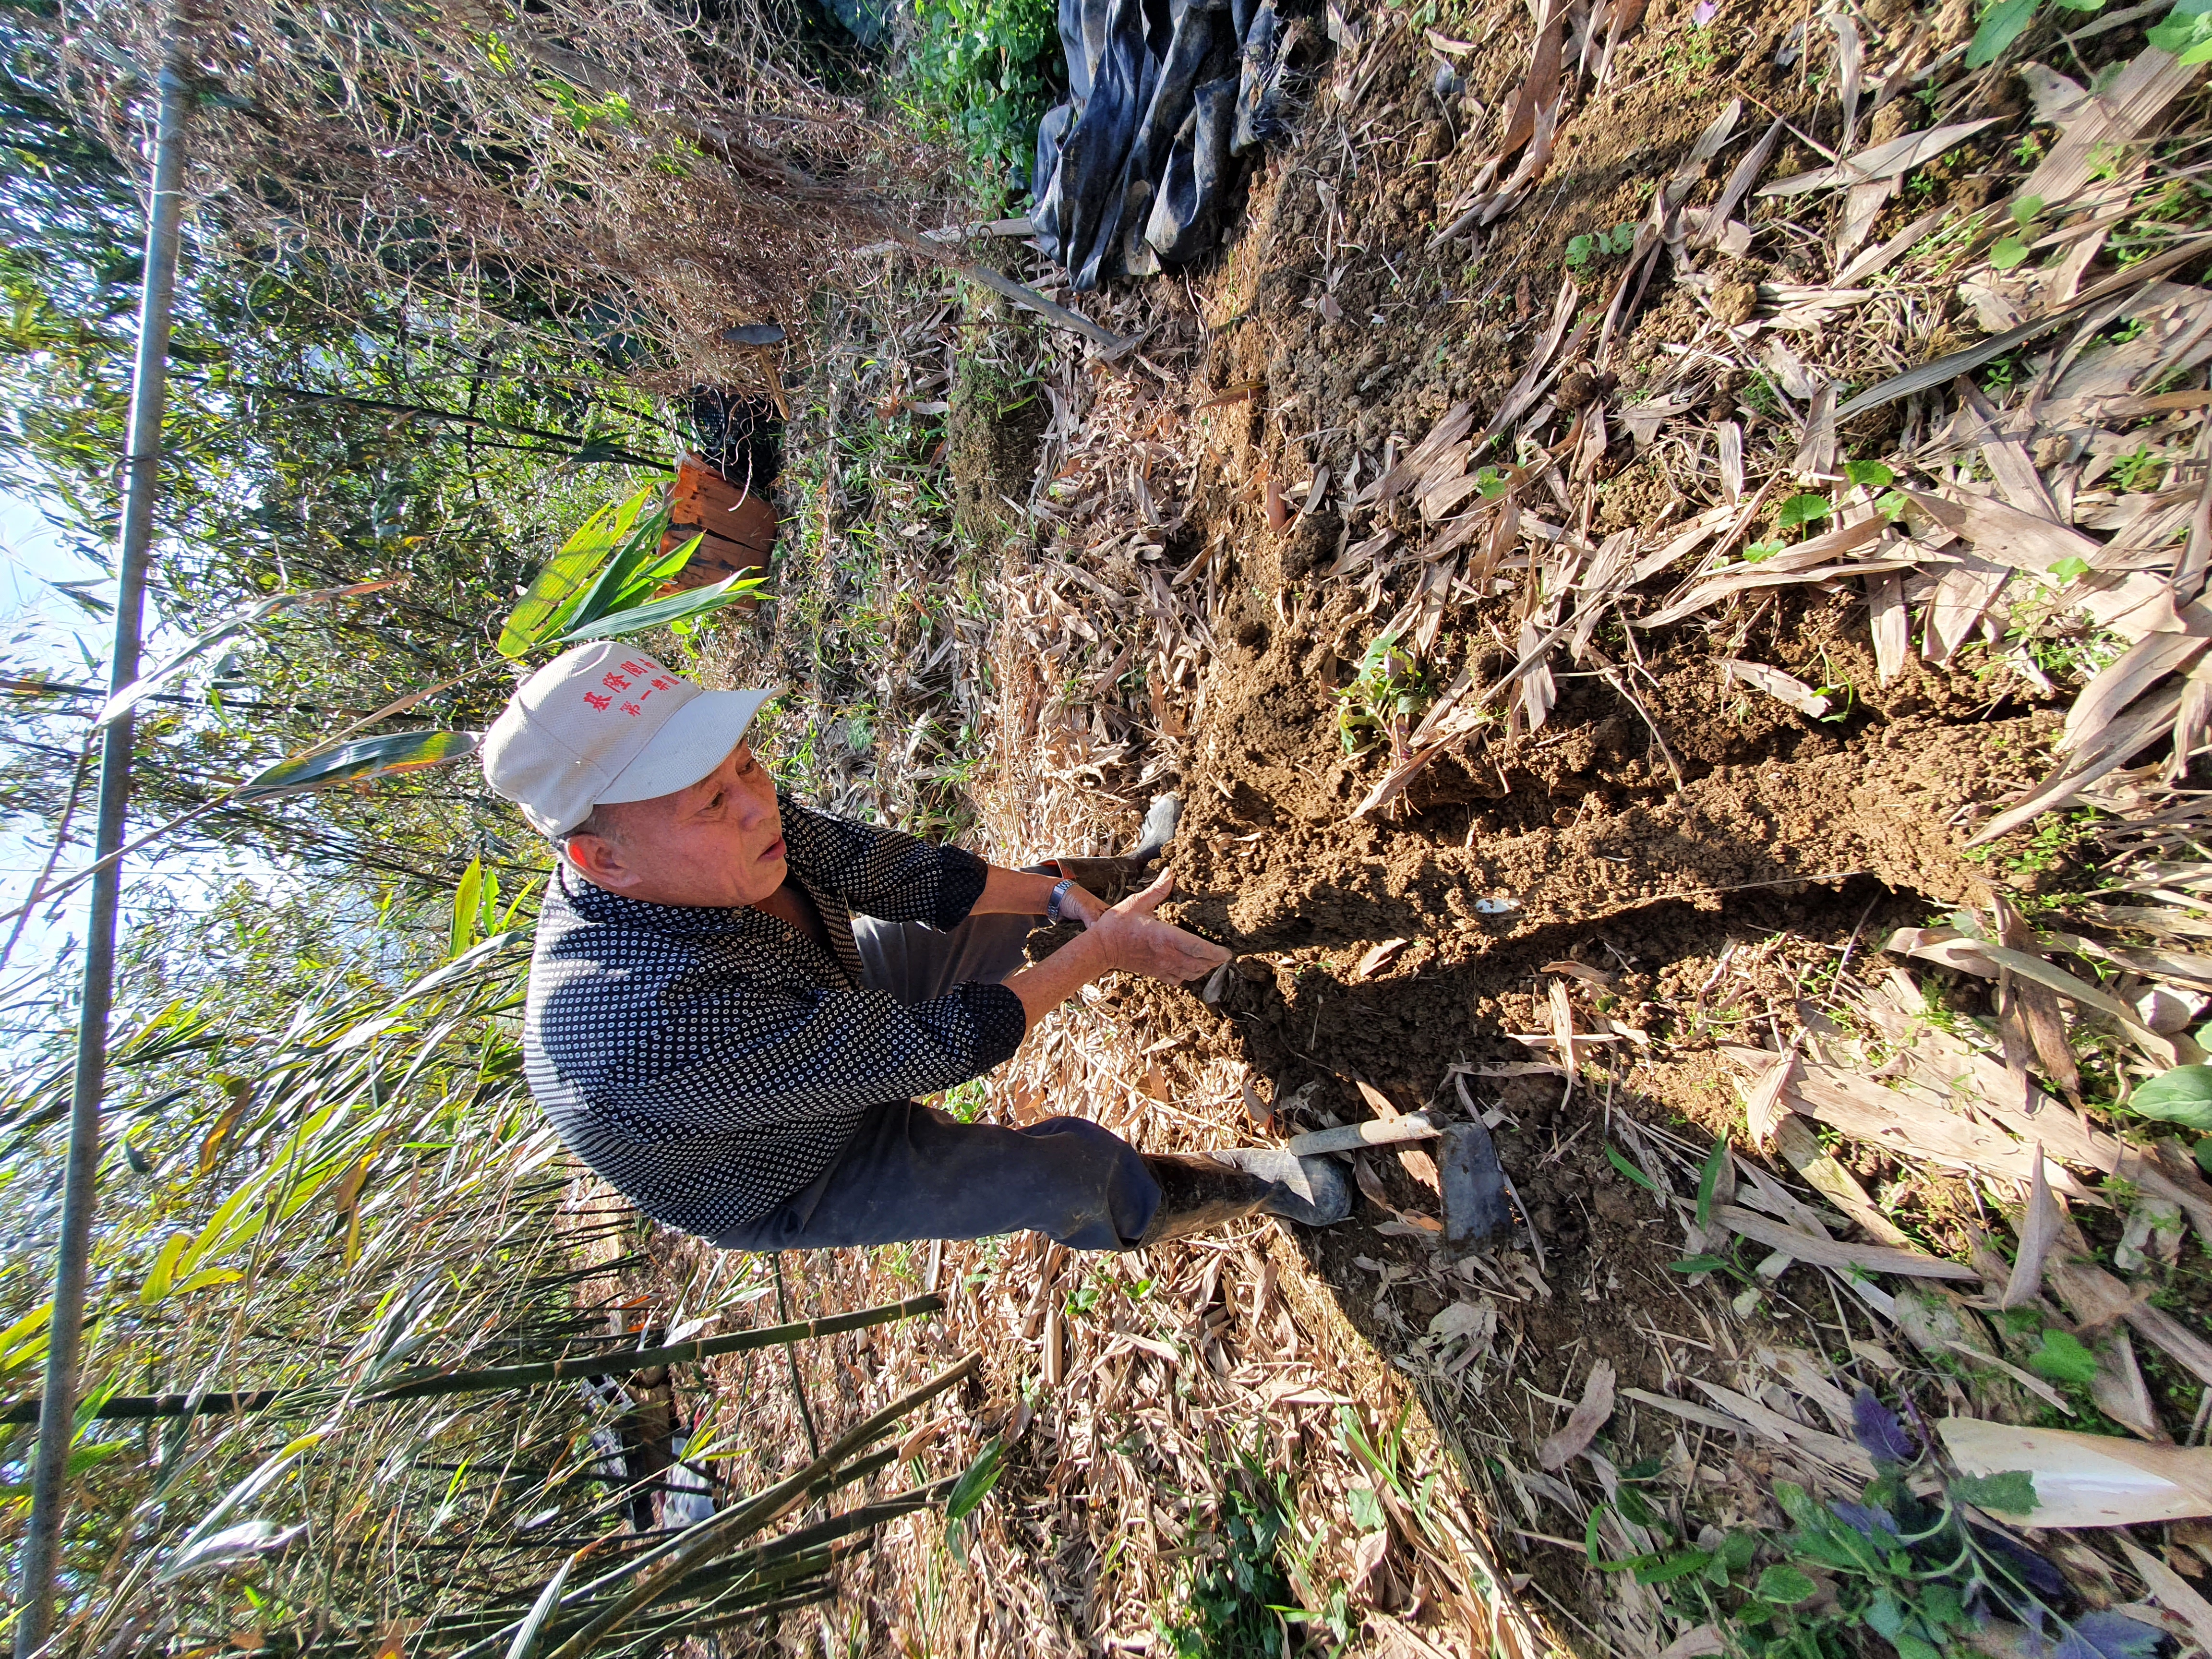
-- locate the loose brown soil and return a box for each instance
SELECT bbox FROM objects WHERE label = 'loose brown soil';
[706,0,2208,1645]
[934,0,2142,1639]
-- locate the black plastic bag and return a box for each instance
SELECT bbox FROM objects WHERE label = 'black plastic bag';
[1031,0,1295,290]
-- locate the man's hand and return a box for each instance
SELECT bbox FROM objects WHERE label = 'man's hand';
[1085,870,1231,984]
[1000,868,1233,1033]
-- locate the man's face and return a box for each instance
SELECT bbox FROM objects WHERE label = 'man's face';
[562,741,787,908]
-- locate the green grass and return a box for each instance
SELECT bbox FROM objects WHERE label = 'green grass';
[1156,1458,1298,1659]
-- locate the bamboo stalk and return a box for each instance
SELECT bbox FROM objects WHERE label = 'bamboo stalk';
[0,1294,944,1425]
[13,28,189,1652]
[532,1353,980,1659]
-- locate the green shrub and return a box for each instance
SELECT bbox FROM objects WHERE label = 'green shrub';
[901,0,1066,193]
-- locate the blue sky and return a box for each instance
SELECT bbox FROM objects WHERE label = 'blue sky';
[0,482,273,1028]
[0,484,104,991]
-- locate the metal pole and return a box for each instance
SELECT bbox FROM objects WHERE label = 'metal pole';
[13,39,189,1657]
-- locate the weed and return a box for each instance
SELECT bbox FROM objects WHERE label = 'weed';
[1958,810,2098,878]
[1661,30,1720,84]
[1988,195,2044,271]
[2111,444,2166,491]
[1565,223,1637,267]
[1337,628,1434,757]
[939,1077,990,1122]
[1595,1388,2161,1659]
[1156,1453,1295,1659]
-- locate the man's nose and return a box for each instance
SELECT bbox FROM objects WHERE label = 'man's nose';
[734,771,775,825]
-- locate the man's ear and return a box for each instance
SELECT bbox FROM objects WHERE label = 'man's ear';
[562,833,636,891]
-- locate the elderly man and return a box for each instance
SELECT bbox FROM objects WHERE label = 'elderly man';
[482,642,1347,1253]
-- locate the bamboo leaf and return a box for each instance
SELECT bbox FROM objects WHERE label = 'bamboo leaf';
[0,1299,53,1363]
[1965,0,2038,67]
[174,1433,326,1561]
[548,568,764,645]
[139,1233,192,1307]
[944,1436,1006,1522]
[240,729,481,800]
[1695,1140,1728,1230]
[506,1546,589,1659]
[551,496,674,638]
[1606,1143,1663,1193]
[96,580,398,728]
[157,1519,306,1583]
[452,858,485,961]
[171,1266,247,1296]
[497,485,657,657]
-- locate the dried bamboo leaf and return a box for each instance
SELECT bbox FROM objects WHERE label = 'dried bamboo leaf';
[1975,942,2184,1067]
[2000,1151,2063,1309]
[1639,553,1914,629]
[2060,607,2212,758]
[1723,659,1832,717]
[1712,1205,1981,1280]
[1941,1417,2212,1527]
[2014,44,2209,215]
[1903,488,2100,573]
[1690,1380,1877,1475]
[2091,1329,2165,1443]
[1885,926,2003,975]
[1868,570,1909,682]
[1968,683,2184,846]
[1537,1359,1616,1471]
[1760,118,1998,196]
[1774,1114,1914,1247]
[2119,1539,2212,1652]
[1736,1049,1798,1148]
[1843,236,2212,422]
[1693,120,1782,249]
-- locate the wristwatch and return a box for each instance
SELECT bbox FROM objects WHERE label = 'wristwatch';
[1047,877,1075,926]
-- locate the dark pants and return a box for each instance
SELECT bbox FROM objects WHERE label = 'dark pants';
[712,910,1162,1252]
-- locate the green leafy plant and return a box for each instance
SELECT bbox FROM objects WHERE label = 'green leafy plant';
[1844,459,1896,492]
[496,483,761,660]
[1606,1143,1663,1193]
[1989,195,2044,271]
[1157,1457,1296,1659]
[1566,223,1638,267]
[2110,445,2166,492]
[1592,1389,2161,1659]
[2150,0,2212,61]
[2125,1064,2212,1132]
[2026,1328,2101,1387]
[1966,0,2105,69]
[901,0,1066,190]
[1776,493,1833,534]
[1337,629,1433,757]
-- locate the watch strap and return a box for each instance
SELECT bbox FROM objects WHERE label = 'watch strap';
[1047,877,1074,926]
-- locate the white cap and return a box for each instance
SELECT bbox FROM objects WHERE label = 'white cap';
[481,642,781,837]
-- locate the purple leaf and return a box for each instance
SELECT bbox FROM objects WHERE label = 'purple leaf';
[1979,1528,2068,1599]
[2050,1613,2164,1659]
[1828,1500,1901,1538]
[1851,1388,1918,1463]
